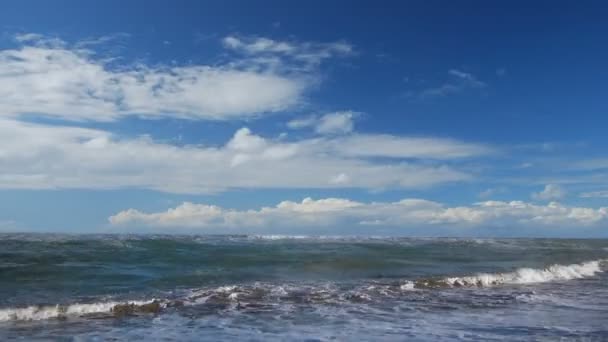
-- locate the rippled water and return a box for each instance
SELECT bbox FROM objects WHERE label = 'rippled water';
[1,234,607,341]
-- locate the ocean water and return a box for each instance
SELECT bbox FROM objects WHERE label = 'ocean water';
[0,234,607,341]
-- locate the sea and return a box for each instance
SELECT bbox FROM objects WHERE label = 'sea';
[0,234,607,341]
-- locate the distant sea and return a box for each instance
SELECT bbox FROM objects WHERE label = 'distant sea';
[1,234,607,341]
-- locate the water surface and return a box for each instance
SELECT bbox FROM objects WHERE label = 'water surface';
[1,234,607,341]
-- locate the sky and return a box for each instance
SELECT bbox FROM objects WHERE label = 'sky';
[0,0,607,236]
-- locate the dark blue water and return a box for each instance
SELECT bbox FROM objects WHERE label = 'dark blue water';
[1,234,607,341]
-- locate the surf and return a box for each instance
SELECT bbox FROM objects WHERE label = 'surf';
[415,259,606,288]
[0,300,162,322]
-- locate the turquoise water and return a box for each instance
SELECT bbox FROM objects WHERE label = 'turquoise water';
[1,234,607,341]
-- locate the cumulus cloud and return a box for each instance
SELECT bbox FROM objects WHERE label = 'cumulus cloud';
[532,184,567,201]
[0,33,354,122]
[287,111,357,135]
[0,118,485,193]
[109,197,608,231]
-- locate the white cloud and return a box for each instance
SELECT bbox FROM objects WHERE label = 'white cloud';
[0,34,355,122]
[478,187,508,198]
[448,69,485,86]
[580,190,608,198]
[14,33,45,43]
[0,118,483,193]
[532,184,567,201]
[109,197,608,230]
[223,36,295,54]
[287,110,359,135]
[329,173,351,185]
[288,111,357,135]
[0,35,492,196]
[222,35,353,69]
[414,69,486,99]
[327,134,492,159]
[315,111,356,135]
[286,115,318,129]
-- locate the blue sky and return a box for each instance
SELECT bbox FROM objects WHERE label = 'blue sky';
[0,0,607,236]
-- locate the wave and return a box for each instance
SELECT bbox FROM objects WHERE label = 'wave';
[416,259,606,288]
[183,259,606,304]
[0,300,160,322]
[1,259,604,322]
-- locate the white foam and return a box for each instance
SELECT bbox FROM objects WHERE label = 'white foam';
[441,259,605,288]
[185,285,248,305]
[215,285,238,293]
[0,300,156,322]
[399,281,416,291]
[269,286,289,297]
[249,235,311,240]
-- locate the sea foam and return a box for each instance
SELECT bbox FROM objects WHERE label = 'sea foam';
[0,300,158,322]
[421,259,606,288]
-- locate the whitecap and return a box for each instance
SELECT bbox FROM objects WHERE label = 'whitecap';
[0,299,159,322]
[399,281,416,291]
[433,259,606,288]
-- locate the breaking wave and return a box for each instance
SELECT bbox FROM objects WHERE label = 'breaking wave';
[416,259,606,288]
[0,300,160,322]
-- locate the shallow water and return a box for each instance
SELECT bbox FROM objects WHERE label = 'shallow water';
[0,234,607,341]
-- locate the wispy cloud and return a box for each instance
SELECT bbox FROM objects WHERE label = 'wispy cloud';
[287,111,358,135]
[222,35,353,70]
[14,33,46,43]
[73,32,131,48]
[286,115,318,130]
[478,187,508,199]
[408,69,486,99]
[580,190,608,198]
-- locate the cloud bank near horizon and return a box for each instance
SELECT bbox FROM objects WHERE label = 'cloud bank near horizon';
[109,197,608,234]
